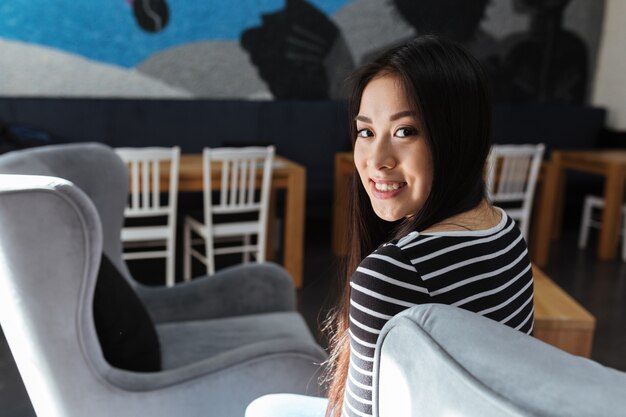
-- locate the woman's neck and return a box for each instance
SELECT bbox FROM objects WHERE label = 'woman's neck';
[421,200,502,233]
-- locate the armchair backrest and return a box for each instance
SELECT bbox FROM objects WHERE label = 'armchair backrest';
[0,175,109,417]
[0,143,134,286]
[373,304,626,417]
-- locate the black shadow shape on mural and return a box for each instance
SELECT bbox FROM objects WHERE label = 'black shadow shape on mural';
[386,0,502,93]
[132,0,169,33]
[499,0,588,104]
[392,0,491,43]
[240,0,340,100]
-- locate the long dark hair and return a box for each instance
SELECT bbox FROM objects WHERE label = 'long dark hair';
[324,34,492,416]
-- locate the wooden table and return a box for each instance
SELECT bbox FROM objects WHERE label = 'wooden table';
[533,266,595,357]
[178,154,306,288]
[533,150,626,267]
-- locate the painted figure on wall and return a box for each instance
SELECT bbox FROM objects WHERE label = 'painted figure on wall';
[392,0,491,44]
[377,0,501,94]
[499,0,588,103]
[129,0,170,33]
[241,0,353,100]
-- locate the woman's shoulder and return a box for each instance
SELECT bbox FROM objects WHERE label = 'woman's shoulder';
[356,236,420,276]
[361,207,522,273]
[386,209,521,262]
[379,231,424,256]
[361,230,430,269]
[420,205,508,236]
[353,238,424,289]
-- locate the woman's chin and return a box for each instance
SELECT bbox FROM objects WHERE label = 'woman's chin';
[373,209,403,223]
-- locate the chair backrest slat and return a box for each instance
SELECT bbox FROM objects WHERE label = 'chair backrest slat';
[131,160,140,210]
[239,159,248,206]
[152,160,160,209]
[248,159,255,205]
[230,159,239,206]
[220,160,229,209]
[142,160,149,210]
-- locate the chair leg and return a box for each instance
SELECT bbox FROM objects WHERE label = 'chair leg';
[243,234,251,263]
[166,241,175,288]
[184,221,191,281]
[578,197,594,249]
[205,239,214,275]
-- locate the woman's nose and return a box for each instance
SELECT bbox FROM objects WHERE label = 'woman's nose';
[368,139,396,170]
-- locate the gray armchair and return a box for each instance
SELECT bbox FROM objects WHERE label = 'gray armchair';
[0,145,326,417]
[374,304,626,417]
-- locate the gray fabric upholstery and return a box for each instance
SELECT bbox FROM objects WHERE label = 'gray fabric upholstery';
[140,262,297,323]
[0,143,296,322]
[373,304,626,417]
[157,312,318,369]
[0,143,131,276]
[0,172,326,417]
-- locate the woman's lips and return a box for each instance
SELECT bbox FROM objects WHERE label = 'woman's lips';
[369,179,406,199]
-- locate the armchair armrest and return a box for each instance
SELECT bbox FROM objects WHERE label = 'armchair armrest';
[135,262,297,324]
[85,338,327,417]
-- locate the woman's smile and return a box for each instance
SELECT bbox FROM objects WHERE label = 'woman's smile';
[369,179,407,199]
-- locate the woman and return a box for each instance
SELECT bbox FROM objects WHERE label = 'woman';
[247,34,534,417]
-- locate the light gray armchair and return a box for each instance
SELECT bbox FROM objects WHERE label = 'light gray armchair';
[373,304,626,417]
[0,145,326,417]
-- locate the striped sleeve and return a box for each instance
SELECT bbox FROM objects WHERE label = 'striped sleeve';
[344,244,430,417]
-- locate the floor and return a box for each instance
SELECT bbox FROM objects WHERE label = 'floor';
[2,218,626,416]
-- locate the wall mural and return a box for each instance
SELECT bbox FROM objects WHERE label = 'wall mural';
[0,0,604,103]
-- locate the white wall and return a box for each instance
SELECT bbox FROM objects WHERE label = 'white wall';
[592,0,626,130]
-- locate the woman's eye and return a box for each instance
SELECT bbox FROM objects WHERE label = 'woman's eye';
[395,127,418,138]
[356,128,373,138]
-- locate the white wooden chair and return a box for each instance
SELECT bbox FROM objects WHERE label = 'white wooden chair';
[486,143,545,240]
[578,195,626,261]
[183,146,274,279]
[116,146,180,287]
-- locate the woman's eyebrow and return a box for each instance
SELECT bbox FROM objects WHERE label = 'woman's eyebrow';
[355,111,416,123]
[389,110,416,121]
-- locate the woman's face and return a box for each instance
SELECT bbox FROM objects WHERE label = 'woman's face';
[354,73,433,222]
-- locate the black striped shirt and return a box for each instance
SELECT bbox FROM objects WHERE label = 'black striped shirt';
[343,208,534,417]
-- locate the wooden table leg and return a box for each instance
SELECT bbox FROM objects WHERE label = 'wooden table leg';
[265,189,278,261]
[332,155,351,256]
[552,170,567,240]
[283,166,306,288]
[598,163,624,260]
[532,156,563,267]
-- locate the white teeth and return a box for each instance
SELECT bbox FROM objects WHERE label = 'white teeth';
[374,182,403,191]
